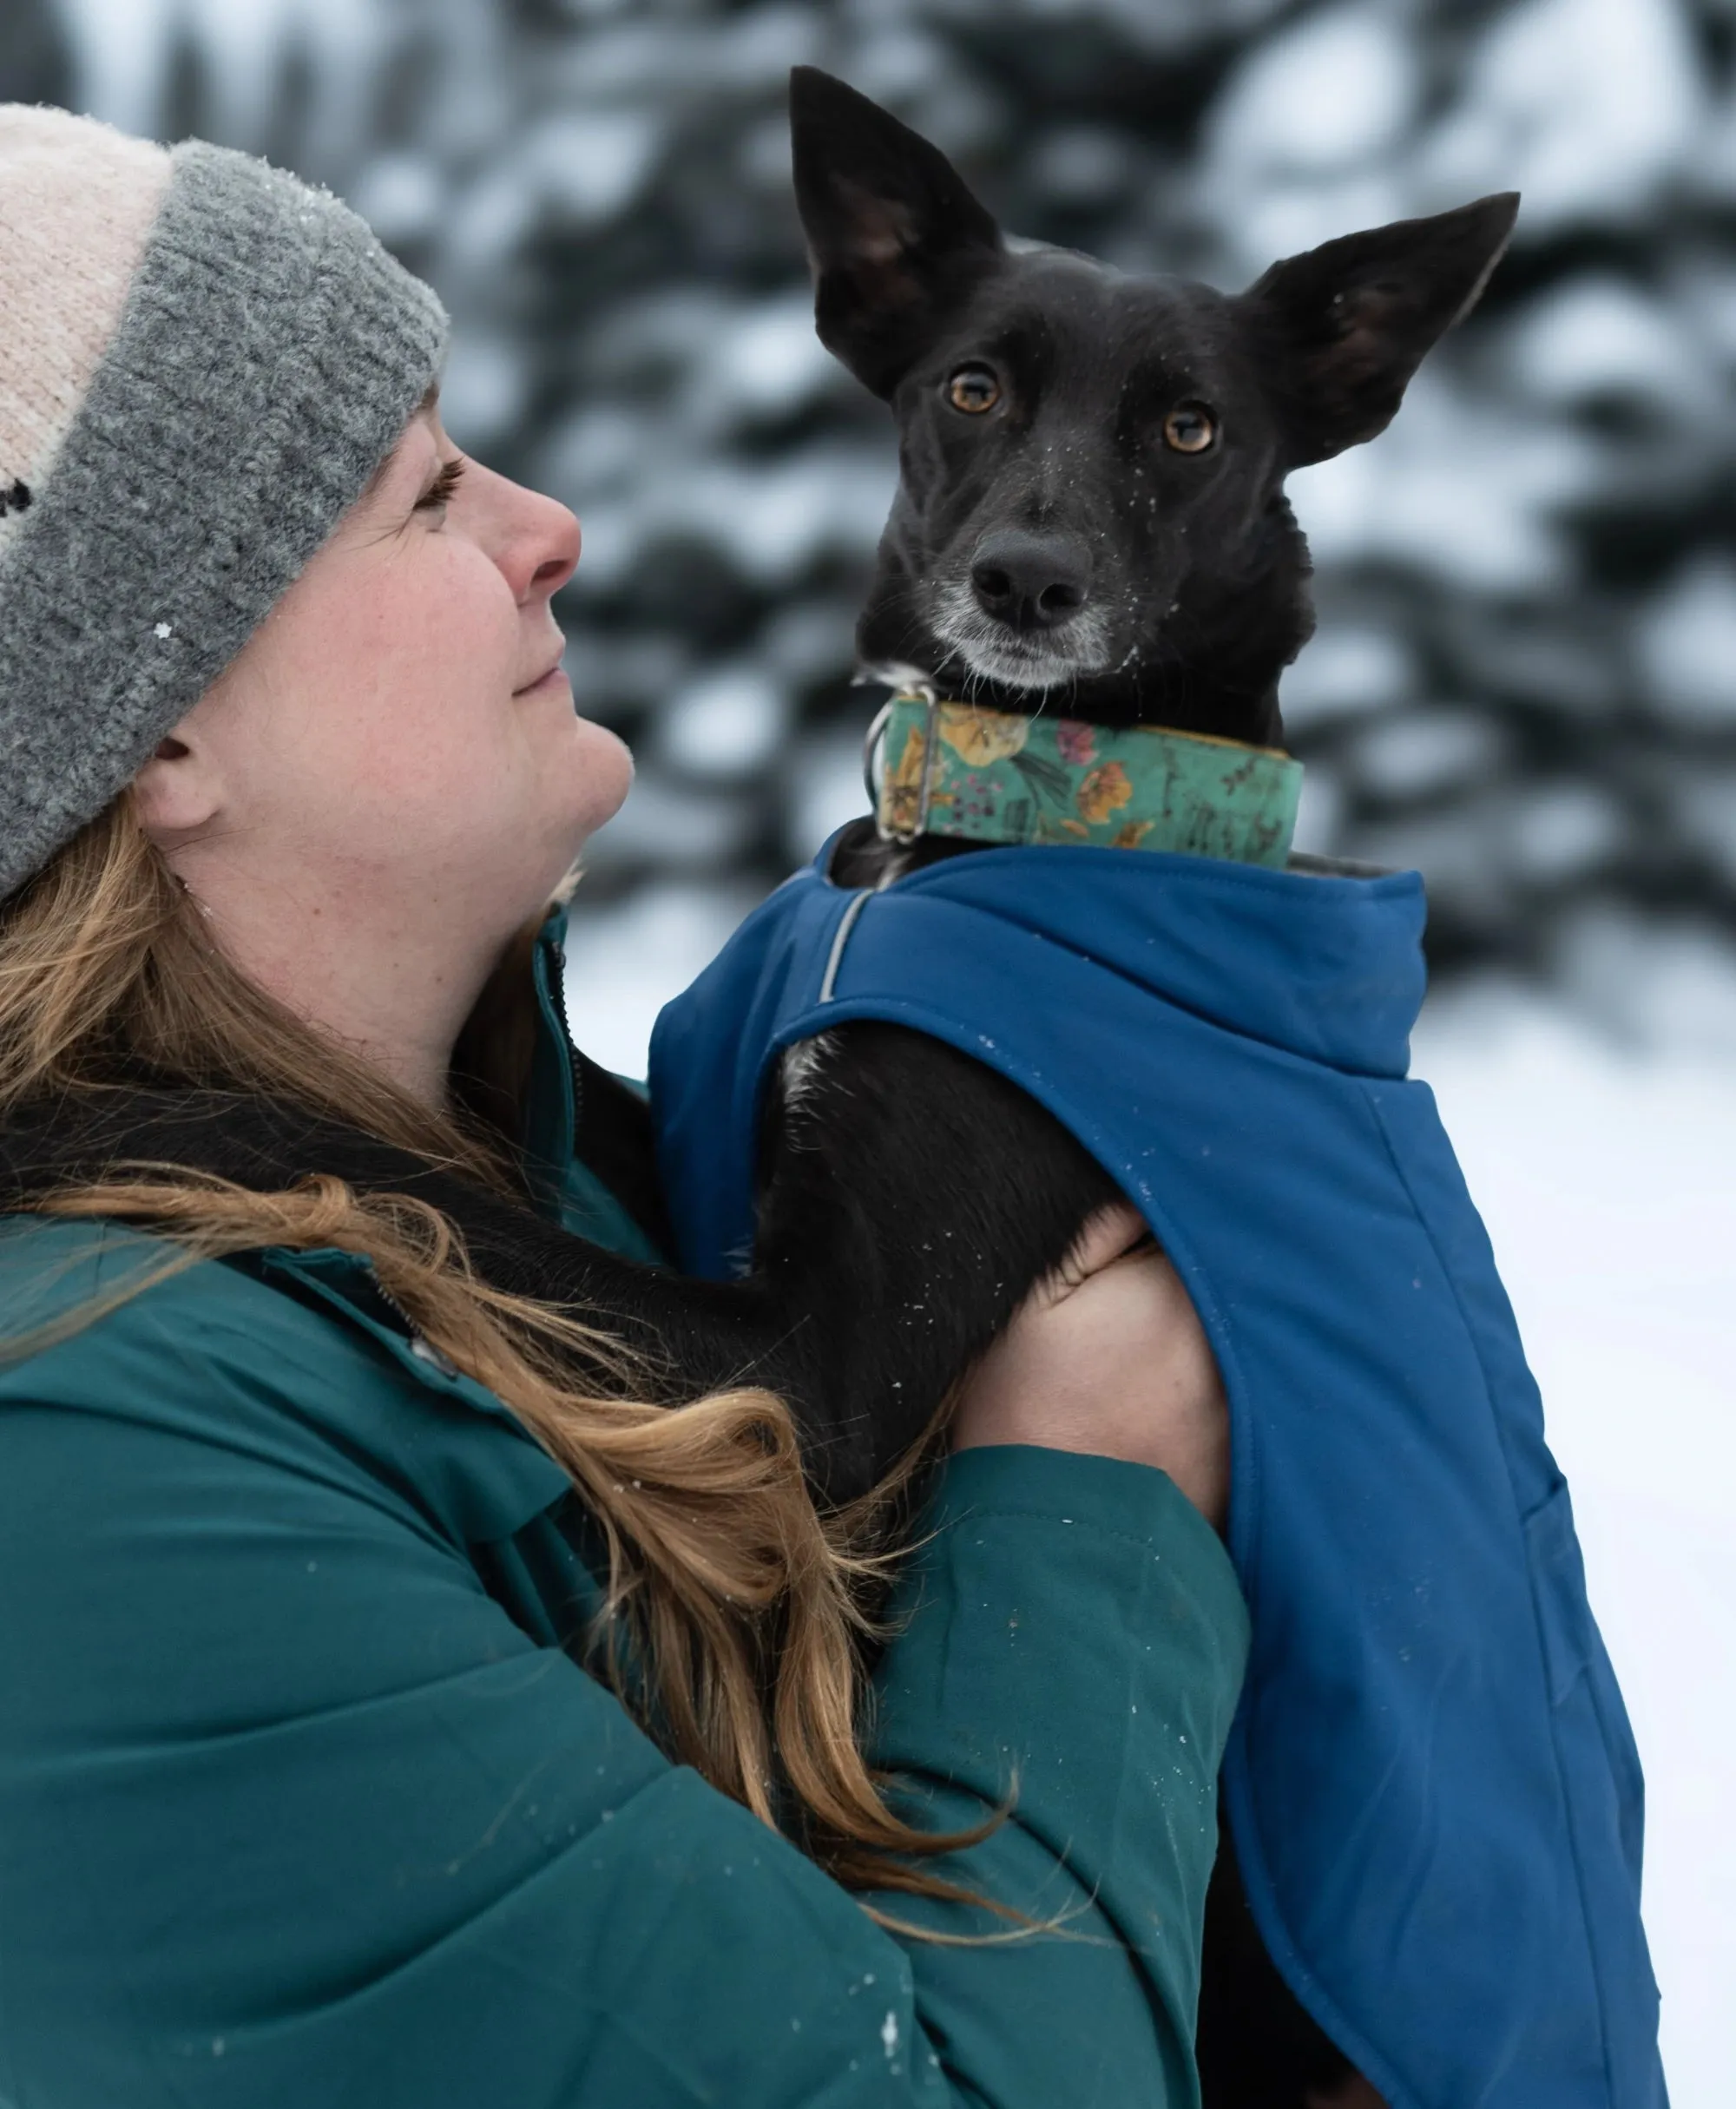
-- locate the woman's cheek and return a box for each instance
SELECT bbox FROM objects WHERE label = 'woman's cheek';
[399,532,517,680]
[387,601,519,782]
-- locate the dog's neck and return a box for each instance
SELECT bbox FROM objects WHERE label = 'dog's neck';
[865,690,1303,869]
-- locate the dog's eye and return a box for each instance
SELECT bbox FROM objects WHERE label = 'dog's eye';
[1164,404,1217,454]
[947,366,1002,415]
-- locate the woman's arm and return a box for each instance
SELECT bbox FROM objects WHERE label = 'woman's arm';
[0,1260,1242,2108]
[869,1445,1246,2106]
[862,1205,1245,2101]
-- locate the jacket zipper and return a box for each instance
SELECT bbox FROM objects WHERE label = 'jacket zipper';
[359,1264,460,1377]
[542,934,586,1144]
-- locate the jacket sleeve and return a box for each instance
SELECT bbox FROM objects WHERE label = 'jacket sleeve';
[0,1293,1246,2109]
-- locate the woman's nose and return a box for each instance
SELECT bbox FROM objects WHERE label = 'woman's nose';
[481,463,580,604]
[519,491,581,605]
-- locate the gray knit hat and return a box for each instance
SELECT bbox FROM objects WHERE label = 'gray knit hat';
[0,106,449,899]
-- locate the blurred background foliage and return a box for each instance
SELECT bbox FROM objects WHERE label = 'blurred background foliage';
[6,0,1735,1046]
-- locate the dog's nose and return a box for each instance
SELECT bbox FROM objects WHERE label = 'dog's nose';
[970,530,1092,630]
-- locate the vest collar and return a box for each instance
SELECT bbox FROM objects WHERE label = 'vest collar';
[866,690,1303,871]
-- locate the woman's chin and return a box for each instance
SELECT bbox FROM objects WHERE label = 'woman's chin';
[563,717,635,841]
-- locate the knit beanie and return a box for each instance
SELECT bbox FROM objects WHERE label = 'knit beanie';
[0,106,449,899]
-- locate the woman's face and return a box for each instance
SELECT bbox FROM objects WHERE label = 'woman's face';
[139,395,631,950]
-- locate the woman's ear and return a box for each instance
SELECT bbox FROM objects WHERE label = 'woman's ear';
[130,714,225,844]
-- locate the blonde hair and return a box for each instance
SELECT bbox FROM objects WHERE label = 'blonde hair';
[0,797,1002,1917]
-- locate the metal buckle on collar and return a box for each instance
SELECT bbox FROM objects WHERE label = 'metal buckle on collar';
[863,685,940,844]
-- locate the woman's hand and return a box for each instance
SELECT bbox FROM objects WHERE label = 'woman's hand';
[951,1204,1231,1530]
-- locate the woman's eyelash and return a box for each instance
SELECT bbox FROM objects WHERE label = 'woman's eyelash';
[415,457,466,512]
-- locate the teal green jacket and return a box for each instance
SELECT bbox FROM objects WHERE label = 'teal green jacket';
[0,906,1249,2109]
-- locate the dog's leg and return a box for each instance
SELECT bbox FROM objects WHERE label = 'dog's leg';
[746,1019,1124,1501]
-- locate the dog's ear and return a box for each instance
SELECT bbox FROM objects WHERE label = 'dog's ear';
[790,66,1003,398]
[1240,194,1520,468]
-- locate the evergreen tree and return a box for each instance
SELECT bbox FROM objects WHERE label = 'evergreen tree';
[10,0,1733,1027]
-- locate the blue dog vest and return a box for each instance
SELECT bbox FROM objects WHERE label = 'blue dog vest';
[648,840,1666,2109]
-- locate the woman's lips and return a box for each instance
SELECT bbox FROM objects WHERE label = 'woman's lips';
[515,662,569,695]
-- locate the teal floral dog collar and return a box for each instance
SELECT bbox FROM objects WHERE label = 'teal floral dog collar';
[867,693,1304,869]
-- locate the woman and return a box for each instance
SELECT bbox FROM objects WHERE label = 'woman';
[0,106,1246,2107]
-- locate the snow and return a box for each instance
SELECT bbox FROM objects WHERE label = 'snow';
[1503,276,1719,420]
[710,292,842,419]
[1194,0,1701,265]
[1554,909,1736,1056]
[789,725,876,862]
[1289,770,1346,861]
[59,0,383,164]
[661,665,789,779]
[1205,6,1420,189]
[1674,775,1736,889]
[573,443,892,591]
[1502,783,1627,886]
[522,109,662,227]
[1285,366,1601,593]
[347,152,445,246]
[1633,557,1736,729]
[1277,625,1415,731]
[1419,0,1703,232]
[562,880,764,1074]
[55,0,174,138]
[1349,709,1504,801]
[437,333,526,451]
[574,777,758,875]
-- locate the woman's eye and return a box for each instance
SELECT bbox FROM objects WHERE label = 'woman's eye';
[947,366,1002,416]
[1163,404,1218,454]
[415,457,466,512]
